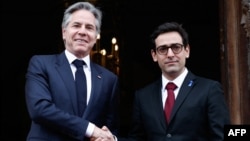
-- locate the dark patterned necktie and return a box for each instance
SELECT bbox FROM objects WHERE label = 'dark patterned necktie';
[72,59,87,116]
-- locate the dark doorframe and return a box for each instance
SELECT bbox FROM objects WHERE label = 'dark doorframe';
[219,0,250,124]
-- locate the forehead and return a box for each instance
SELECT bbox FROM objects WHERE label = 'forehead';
[69,9,96,25]
[155,32,182,46]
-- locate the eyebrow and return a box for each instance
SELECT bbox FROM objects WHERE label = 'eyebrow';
[156,43,182,48]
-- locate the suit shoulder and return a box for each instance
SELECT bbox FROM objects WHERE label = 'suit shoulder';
[136,79,161,93]
[28,54,59,68]
[195,75,220,84]
[188,71,219,83]
[29,54,58,61]
[192,75,222,89]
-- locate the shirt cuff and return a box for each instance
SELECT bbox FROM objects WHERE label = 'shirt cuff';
[85,122,95,137]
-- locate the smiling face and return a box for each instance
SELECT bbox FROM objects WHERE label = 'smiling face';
[151,31,190,80]
[62,9,98,58]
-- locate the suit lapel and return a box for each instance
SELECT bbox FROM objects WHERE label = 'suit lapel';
[55,52,78,115]
[83,62,103,117]
[169,72,196,122]
[150,80,168,130]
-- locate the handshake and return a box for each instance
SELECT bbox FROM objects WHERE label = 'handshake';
[90,126,116,141]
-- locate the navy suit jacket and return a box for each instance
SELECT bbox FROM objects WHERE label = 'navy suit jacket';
[25,52,119,141]
[119,71,230,141]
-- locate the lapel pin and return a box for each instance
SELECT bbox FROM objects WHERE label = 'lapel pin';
[97,75,101,79]
[188,80,193,87]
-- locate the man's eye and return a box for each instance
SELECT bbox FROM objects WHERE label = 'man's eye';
[172,46,179,50]
[72,24,80,28]
[86,25,95,30]
[160,47,168,51]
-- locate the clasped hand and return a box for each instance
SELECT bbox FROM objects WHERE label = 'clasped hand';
[90,126,115,141]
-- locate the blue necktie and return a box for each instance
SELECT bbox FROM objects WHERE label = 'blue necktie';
[72,59,87,116]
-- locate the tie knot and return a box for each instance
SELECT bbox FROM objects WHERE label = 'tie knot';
[72,59,85,68]
[166,82,177,90]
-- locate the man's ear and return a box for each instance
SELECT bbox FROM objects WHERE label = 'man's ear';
[185,44,190,58]
[151,49,158,62]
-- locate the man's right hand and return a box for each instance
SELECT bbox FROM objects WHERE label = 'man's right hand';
[90,126,115,141]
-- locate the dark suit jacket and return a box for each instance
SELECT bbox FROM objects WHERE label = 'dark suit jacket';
[119,71,230,141]
[25,52,119,141]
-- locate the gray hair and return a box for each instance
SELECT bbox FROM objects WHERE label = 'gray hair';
[61,2,102,34]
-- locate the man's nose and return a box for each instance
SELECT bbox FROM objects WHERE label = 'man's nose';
[78,27,87,35]
[166,48,175,56]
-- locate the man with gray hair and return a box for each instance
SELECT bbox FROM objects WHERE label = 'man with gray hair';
[25,2,119,141]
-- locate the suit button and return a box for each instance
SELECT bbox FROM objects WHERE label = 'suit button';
[167,134,172,138]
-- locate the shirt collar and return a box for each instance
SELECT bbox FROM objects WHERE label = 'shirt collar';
[65,49,90,68]
[162,68,188,90]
